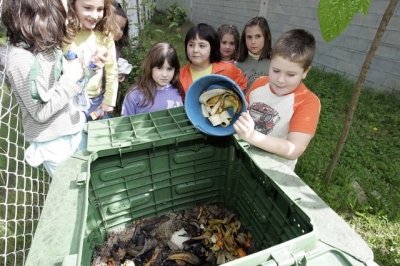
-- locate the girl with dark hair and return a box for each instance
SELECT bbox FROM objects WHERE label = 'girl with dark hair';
[1,0,87,177]
[113,2,131,83]
[121,43,183,116]
[236,16,272,93]
[114,2,130,55]
[180,23,247,94]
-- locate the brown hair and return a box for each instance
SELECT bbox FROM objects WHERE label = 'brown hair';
[217,24,240,61]
[127,42,182,107]
[1,0,73,54]
[271,29,316,70]
[237,16,272,62]
[114,2,130,49]
[66,0,119,38]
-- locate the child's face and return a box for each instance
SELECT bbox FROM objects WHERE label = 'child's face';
[152,60,175,89]
[220,33,236,61]
[186,35,211,70]
[245,26,264,55]
[114,14,127,41]
[268,56,310,96]
[74,0,104,31]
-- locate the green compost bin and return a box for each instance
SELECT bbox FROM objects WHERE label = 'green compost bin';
[25,107,377,266]
[81,107,315,265]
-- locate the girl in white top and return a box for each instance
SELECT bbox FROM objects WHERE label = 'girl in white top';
[1,0,87,177]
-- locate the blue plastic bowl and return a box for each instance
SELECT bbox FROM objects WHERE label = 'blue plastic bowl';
[184,74,247,136]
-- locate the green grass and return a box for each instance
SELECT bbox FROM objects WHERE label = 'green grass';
[299,69,400,264]
[1,81,49,265]
[122,12,400,265]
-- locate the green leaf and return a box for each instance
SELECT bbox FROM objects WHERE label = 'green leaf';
[169,22,179,28]
[318,0,361,42]
[359,0,371,16]
[355,210,365,217]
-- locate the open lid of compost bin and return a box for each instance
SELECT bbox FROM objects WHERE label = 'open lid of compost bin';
[84,106,204,157]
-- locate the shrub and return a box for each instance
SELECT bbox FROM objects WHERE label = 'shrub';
[166,1,187,29]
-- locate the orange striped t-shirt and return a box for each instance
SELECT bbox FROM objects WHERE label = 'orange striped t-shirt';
[246,76,320,138]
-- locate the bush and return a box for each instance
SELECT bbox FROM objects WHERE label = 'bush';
[166,1,187,29]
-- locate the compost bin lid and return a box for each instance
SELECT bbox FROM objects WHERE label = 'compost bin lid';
[84,106,203,155]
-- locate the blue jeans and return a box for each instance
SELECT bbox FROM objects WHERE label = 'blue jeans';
[84,94,112,121]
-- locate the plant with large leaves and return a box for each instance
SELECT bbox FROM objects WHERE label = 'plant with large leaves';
[319,0,371,42]
[318,0,399,185]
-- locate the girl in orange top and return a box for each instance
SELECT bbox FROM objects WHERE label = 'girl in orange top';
[180,23,247,96]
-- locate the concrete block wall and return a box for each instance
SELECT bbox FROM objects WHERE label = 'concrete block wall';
[155,0,400,92]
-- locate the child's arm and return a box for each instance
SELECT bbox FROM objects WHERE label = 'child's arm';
[233,111,313,160]
[101,37,119,113]
[118,75,126,83]
[117,57,132,83]
[121,90,138,116]
[8,50,84,123]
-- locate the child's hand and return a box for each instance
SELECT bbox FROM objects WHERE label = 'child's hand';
[118,74,126,83]
[90,48,108,70]
[233,111,255,141]
[62,57,84,82]
[100,102,114,116]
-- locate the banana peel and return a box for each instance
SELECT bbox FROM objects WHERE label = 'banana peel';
[166,251,200,265]
[222,96,241,113]
[198,88,228,104]
[199,88,242,127]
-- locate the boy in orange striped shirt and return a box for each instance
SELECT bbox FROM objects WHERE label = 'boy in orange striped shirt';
[234,29,320,170]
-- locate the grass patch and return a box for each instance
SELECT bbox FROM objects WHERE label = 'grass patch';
[1,66,49,265]
[299,69,400,264]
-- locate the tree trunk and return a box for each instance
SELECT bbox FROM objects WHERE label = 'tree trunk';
[136,0,141,28]
[324,0,399,186]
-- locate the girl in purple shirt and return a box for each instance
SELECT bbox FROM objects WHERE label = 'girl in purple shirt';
[121,42,183,116]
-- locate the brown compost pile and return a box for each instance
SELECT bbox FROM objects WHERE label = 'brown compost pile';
[91,204,259,266]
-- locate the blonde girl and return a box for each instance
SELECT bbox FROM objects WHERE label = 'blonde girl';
[217,24,240,64]
[64,0,119,121]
